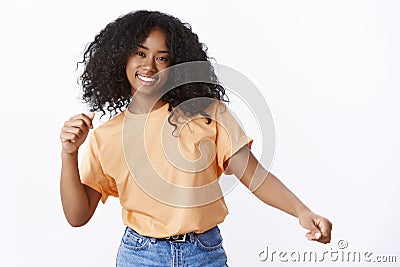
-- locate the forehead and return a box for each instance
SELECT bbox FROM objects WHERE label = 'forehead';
[140,28,168,49]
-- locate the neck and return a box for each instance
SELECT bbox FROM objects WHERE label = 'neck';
[129,93,167,114]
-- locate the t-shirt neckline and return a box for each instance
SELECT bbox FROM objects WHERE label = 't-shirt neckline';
[124,103,169,120]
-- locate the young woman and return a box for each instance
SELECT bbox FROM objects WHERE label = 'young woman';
[60,10,332,266]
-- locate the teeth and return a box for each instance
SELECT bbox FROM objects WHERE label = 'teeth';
[138,74,157,82]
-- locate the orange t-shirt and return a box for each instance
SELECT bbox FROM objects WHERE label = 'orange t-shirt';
[80,101,253,238]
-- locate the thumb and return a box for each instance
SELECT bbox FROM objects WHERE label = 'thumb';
[88,112,95,120]
[299,211,322,241]
[305,224,321,240]
[86,112,95,129]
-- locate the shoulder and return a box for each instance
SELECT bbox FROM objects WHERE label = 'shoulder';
[91,110,126,143]
[204,100,235,125]
[193,100,228,120]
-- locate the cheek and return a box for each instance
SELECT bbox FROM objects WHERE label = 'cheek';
[157,70,170,89]
[158,65,170,78]
[126,58,139,72]
[126,63,138,80]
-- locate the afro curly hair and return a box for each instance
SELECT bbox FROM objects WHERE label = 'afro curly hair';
[78,10,228,121]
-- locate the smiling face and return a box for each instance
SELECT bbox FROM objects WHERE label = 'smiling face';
[126,28,171,97]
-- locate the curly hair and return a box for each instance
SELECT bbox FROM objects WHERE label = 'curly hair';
[78,10,228,121]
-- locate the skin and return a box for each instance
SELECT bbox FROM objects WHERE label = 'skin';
[126,27,171,114]
[225,147,332,243]
[60,28,171,226]
[60,27,332,243]
[60,112,100,227]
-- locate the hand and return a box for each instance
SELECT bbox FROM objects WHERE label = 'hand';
[298,211,332,244]
[60,112,95,154]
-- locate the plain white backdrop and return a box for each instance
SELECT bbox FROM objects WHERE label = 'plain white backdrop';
[1,0,399,266]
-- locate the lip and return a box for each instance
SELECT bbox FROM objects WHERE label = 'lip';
[136,73,159,86]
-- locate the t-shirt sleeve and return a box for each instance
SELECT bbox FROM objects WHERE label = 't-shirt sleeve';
[80,132,118,203]
[214,102,253,176]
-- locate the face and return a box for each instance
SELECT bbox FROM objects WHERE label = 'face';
[126,28,171,97]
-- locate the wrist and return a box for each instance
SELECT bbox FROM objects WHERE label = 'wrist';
[61,149,78,159]
[295,207,313,219]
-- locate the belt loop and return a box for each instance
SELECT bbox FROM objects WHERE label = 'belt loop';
[188,232,195,243]
[150,237,157,243]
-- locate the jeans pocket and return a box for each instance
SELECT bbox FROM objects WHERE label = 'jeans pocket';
[121,228,150,251]
[194,227,223,251]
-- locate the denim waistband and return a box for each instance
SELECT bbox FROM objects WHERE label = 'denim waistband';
[127,225,219,243]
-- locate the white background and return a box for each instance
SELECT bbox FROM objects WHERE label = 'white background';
[1,0,399,266]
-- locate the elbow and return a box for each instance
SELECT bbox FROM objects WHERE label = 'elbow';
[65,213,90,228]
[68,220,87,228]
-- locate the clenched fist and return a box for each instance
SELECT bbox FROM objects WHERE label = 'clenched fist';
[60,112,95,154]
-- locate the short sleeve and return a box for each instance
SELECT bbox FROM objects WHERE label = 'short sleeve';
[80,133,118,203]
[214,102,253,176]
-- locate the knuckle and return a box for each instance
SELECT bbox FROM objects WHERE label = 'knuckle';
[77,120,85,127]
[60,132,68,140]
[79,128,86,137]
[79,113,87,120]
[73,128,81,135]
[70,134,77,141]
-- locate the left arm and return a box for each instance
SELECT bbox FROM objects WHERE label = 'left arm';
[225,146,332,244]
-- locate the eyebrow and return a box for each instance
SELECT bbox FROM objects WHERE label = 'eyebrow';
[138,45,169,54]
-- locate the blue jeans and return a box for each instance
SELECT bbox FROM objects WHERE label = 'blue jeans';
[116,226,228,266]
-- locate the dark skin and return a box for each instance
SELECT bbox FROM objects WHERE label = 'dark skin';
[225,146,332,243]
[60,28,332,243]
[60,28,171,226]
[60,112,100,227]
[60,112,332,243]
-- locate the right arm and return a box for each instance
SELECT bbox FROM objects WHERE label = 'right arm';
[59,113,101,227]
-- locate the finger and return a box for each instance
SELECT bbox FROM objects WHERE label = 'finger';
[314,233,331,244]
[88,112,95,120]
[67,113,94,129]
[306,229,321,241]
[64,118,91,131]
[318,219,332,243]
[306,218,332,244]
[85,112,95,129]
[60,132,79,143]
[302,218,322,241]
[63,126,85,139]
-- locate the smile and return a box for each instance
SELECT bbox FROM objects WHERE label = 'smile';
[137,74,159,84]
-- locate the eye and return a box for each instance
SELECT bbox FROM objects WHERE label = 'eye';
[157,56,169,62]
[135,51,145,57]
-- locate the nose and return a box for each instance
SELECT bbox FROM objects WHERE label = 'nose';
[142,56,156,72]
